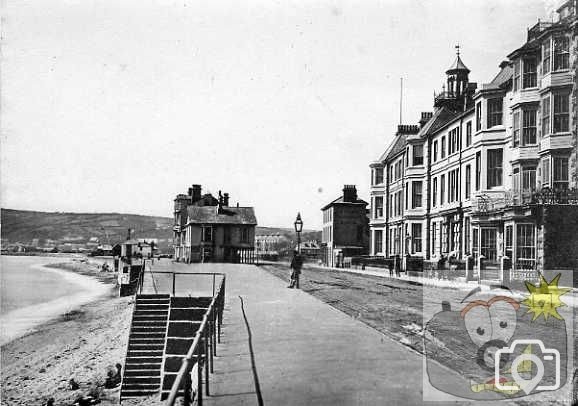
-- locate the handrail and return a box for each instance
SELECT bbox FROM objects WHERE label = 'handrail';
[165,275,225,406]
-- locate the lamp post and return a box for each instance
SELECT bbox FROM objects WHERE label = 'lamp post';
[294,212,303,254]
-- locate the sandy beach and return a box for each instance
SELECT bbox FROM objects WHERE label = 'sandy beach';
[1,258,138,406]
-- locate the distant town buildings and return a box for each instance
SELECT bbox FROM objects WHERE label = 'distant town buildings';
[369,1,578,275]
[173,184,258,263]
[321,185,369,267]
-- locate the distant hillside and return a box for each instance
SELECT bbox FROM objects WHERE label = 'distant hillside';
[1,209,320,252]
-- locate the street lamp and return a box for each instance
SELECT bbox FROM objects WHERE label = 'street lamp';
[294,212,303,253]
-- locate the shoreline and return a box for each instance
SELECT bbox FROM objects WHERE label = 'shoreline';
[0,261,113,346]
[0,259,135,406]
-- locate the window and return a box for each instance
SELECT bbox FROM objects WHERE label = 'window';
[542,95,551,136]
[522,109,537,145]
[513,59,521,91]
[433,141,438,162]
[553,157,569,190]
[543,40,551,74]
[542,158,551,187]
[513,168,520,192]
[374,230,383,254]
[389,195,393,217]
[487,149,503,188]
[476,102,482,131]
[449,128,459,155]
[513,110,521,147]
[405,147,410,167]
[432,177,437,207]
[440,174,445,205]
[405,183,408,210]
[413,144,423,166]
[374,167,384,185]
[202,227,213,242]
[522,58,537,88]
[241,228,249,243]
[553,36,569,71]
[465,121,472,147]
[432,222,437,256]
[553,93,569,133]
[412,223,422,253]
[412,181,422,208]
[441,136,446,158]
[505,225,513,259]
[464,218,471,255]
[522,167,536,192]
[465,165,471,199]
[374,196,383,218]
[472,227,479,259]
[487,98,503,127]
[449,169,459,202]
[397,191,403,215]
[481,228,497,261]
[516,224,535,260]
[475,152,481,190]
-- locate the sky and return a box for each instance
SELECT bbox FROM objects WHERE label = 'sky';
[1,0,556,229]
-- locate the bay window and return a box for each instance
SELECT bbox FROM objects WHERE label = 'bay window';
[412,181,422,209]
[543,40,551,74]
[522,109,537,145]
[412,223,422,254]
[487,149,503,188]
[513,110,520,147]
[522,58,537,88]
[541,95,550,136]
[522,167,536,192]
[553,36,569,71]
[374,196,384,218]
[413,144,423,166]
[516,224,535,262]
[553,157,569,190]
[487,98,503,127]
[553,93,569,133]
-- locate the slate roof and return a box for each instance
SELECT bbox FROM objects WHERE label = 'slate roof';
[446,55,470,73]
[481,64,513,91]
[321,196,368,211]
[417,107,460,139]
[186,206,257,225]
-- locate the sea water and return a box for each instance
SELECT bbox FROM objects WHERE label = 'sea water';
[0,256,110,345]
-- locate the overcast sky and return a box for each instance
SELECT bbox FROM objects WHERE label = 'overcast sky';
[1,0,556,229]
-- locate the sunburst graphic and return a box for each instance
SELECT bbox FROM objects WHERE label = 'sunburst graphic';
[521,274,571,321]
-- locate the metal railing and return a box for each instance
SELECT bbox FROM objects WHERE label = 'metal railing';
[165,274,226,406]
[139,270,224,297]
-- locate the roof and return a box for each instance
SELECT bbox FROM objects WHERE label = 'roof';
[446,55,470,73]
[376,133,407,162]
[187,206,257,225]
[481,63,513,91]
[417,107,460,138]
[321,196,368,211]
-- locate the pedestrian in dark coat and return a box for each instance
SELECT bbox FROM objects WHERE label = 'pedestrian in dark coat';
[394,254,401,277]
[288,250,303,289]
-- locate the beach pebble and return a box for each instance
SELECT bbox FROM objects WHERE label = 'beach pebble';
[39,368,46,373]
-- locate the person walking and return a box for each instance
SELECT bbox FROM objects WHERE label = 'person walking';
[288,250,303,289]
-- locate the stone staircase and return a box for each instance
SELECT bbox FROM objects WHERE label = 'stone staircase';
[160,297,213,400]
[120,294,170,401]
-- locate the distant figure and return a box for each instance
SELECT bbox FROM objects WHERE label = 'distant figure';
[437,254,447,271]
[388,259,394,277]
[394,254,401,277]
[288,250,303,289]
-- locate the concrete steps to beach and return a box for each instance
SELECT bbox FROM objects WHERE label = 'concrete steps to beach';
[160,296,212,400]
[120,294,170,400]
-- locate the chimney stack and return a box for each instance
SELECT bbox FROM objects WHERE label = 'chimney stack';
[342,185,358,203]
[419,112,433,128]
[191,184,202,203]
[223,193,230,207]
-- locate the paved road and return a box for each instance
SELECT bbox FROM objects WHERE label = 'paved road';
[144,261,428,405]
[141,260,571,405]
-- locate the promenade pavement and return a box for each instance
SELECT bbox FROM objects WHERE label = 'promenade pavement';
[142,260,440,405]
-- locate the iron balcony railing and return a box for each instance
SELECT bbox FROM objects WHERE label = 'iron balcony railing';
[472,188,578,213]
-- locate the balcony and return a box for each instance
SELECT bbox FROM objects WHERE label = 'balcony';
[472,188,578,213]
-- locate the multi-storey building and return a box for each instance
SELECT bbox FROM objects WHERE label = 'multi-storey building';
[321,185,369,267]
[369,1,577,277]
[173,184,257,263]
